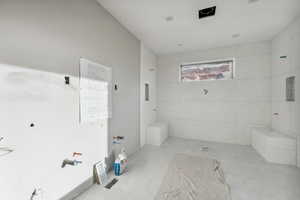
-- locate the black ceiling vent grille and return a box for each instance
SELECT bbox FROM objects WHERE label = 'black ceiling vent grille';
[199,6,216,19]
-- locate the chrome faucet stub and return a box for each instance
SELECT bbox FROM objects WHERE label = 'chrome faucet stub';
[61,159,82,168]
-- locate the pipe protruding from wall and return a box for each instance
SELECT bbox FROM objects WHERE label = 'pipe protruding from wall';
[73,152,82,157]
[30,188,43,200]
[61,159,82,168]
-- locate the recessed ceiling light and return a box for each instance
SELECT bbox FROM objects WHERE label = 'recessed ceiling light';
[248,0,259,3]
[165,16,174,22]
[232,34,240,38]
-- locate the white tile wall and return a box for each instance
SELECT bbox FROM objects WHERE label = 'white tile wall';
[271,16,300,167]
[157,41,272,145]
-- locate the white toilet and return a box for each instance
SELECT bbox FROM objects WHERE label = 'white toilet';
[146,122,168,146]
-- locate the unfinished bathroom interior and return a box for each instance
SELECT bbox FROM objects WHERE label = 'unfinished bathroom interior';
[0,0,300,199]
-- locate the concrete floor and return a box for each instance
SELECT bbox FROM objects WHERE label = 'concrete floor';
[76,137,300,200]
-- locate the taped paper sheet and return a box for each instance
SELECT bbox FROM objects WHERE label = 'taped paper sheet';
[79,58,112,123]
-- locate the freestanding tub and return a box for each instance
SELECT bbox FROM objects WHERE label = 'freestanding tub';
[251,128,297,166]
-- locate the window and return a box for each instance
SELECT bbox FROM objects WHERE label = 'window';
[180,59,234,82]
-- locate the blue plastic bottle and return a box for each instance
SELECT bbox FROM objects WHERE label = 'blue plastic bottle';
[114,158,121,176]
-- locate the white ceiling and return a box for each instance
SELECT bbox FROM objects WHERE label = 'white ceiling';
[97,0,300,55]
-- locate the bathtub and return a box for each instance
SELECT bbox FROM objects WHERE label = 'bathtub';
[251,128,297,166]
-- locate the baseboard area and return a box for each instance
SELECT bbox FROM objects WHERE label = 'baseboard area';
[59,152,116,200]
[59,154,116,200]
[59,177,94,200]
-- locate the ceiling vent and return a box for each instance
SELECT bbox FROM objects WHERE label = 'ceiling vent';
[198,6,216,19]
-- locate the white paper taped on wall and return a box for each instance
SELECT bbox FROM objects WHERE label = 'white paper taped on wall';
[79,58,112,123]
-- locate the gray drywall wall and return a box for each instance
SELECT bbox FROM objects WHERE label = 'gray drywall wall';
[271,15,300,167]
[0,0,140,199]
[157,41,272,145]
